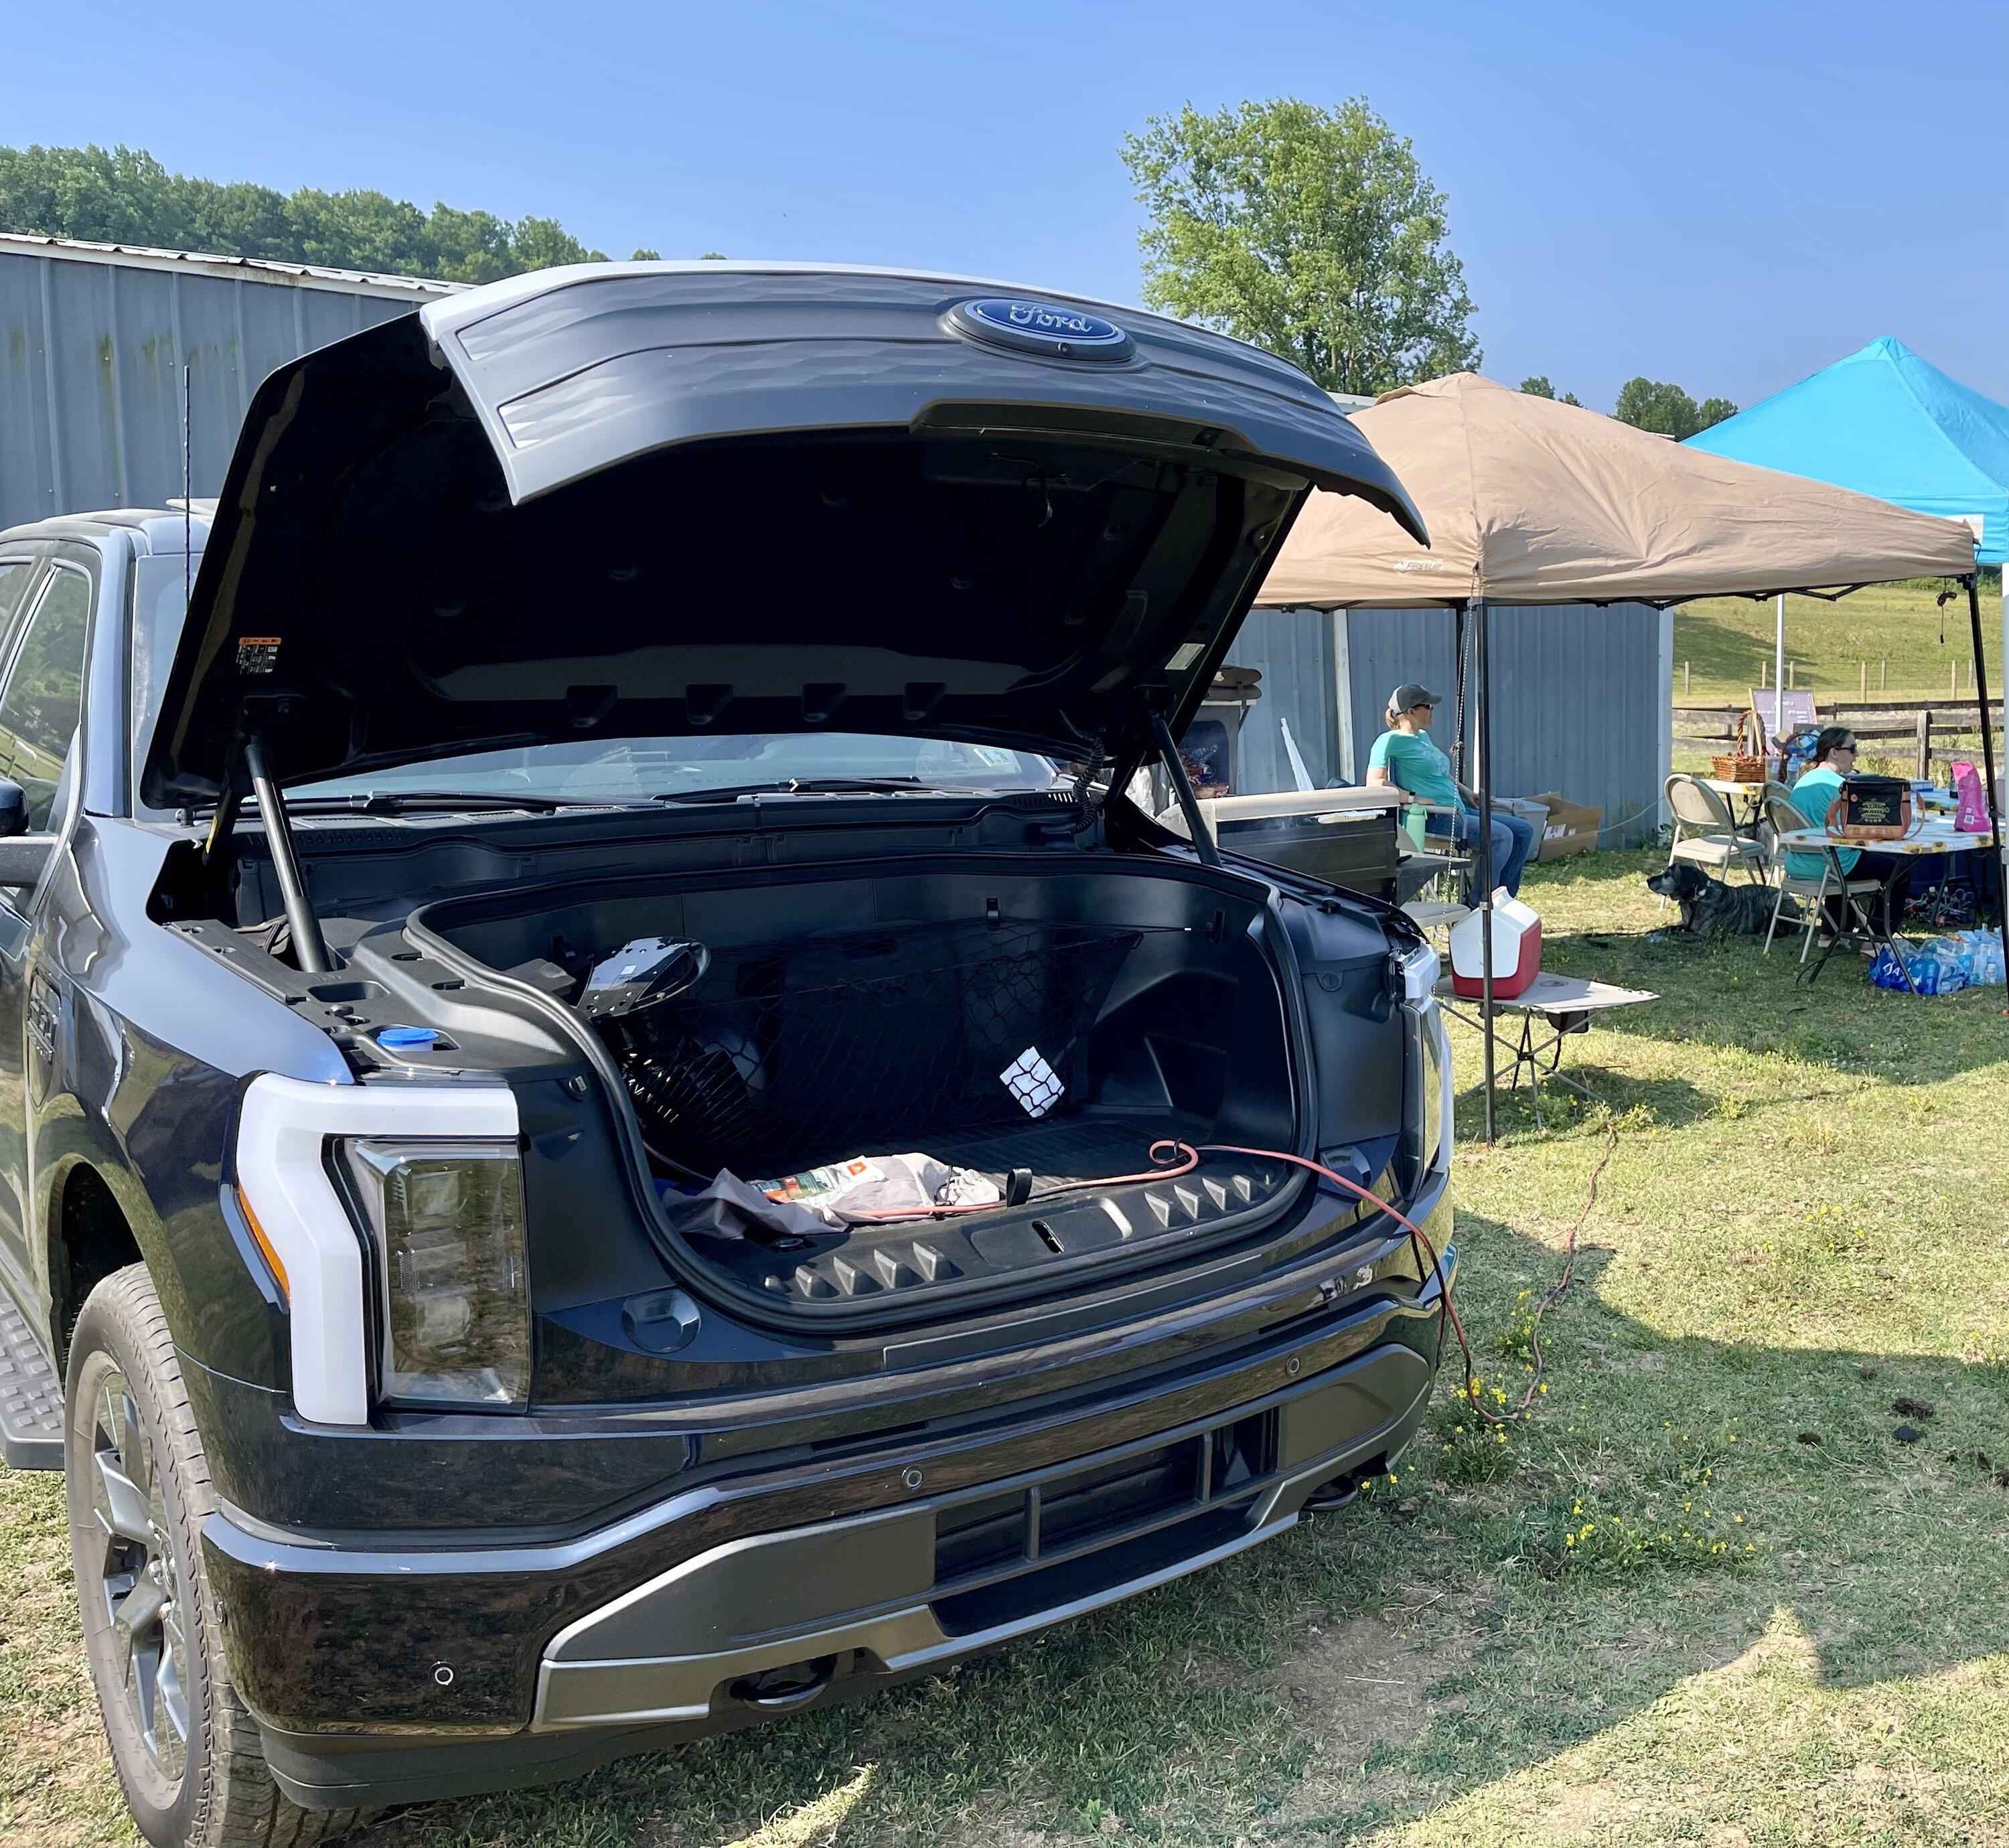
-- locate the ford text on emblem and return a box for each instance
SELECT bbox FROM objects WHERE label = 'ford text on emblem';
[947,297,1135,363]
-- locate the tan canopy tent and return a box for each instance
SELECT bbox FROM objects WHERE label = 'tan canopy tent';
[1254,372,1996,1140]
[1262,372,1980,607]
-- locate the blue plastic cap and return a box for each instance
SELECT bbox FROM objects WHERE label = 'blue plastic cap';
[376,1026,441,1050]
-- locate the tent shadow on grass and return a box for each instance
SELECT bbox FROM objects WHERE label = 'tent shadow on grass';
[344,1209,2009,1848]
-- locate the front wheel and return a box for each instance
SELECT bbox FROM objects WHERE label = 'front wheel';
[65,1263,366,1847]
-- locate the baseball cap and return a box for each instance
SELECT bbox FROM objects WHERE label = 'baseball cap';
[1389,683,1440,712]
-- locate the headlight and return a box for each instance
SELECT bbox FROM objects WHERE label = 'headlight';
[1417,1001,1448,1172]
[1395,944,1450,1179]
[339,1139,530,1409]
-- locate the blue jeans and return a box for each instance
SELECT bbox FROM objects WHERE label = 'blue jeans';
[1426,807,1538,901]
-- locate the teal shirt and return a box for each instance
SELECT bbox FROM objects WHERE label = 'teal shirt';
[1787,765,1860,878]
[1368,728,1465,810]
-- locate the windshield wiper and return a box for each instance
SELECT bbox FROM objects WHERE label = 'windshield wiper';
[209,789,642,817]
[651,775,940,803]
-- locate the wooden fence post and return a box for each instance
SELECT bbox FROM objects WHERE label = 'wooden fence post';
[1917,709,1932,779]
[1860,660,1867,700]
[1759,659,1768,690]
[1684,661,1691,696]
[1880,659,1886,690]
[1951,660,1959,698]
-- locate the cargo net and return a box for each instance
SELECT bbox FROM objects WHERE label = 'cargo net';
[611,919,1163,1174]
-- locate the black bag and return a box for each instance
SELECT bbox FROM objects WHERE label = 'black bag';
[1836,775,1911,840]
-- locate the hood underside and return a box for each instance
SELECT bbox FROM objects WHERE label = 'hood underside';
[143,263,1424,803]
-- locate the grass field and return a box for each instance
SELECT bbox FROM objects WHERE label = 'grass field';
[5,850,2008,1847]
[1674,577,2004,704]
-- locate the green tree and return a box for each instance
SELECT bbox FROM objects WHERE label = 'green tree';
[1519,375,1554,398]
[1613,378,1737,439]
[0,142,609,281]
[1122,98,1480,394]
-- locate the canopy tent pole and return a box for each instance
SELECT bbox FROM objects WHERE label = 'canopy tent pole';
[2000,571,2008,897]
[1964,574,2005,928]
[1473,597,1497,1144]
[1451,605,1469,780]
[1774,594,1786,747]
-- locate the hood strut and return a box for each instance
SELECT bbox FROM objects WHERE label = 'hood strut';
[244,735,332,975]
[1150,706,1221,869]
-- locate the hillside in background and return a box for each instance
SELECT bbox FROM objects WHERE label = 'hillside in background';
[1673,576,2004,704]
[0,142,648,283]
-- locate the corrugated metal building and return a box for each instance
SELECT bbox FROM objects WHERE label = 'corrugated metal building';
[0,234,457,531]
[1229,602,1673,846]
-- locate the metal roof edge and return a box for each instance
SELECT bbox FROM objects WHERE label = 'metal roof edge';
[0,232,463,300]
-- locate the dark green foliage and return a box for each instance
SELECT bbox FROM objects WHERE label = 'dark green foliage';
[1613,376,1740,439]
[0,143,608,283]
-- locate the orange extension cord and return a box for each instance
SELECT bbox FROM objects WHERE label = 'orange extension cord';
[849,1124,1617,1427]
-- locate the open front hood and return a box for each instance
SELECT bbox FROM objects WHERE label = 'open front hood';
[143,263,1424,803]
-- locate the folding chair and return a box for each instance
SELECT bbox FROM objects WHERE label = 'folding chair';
[1396,803,1473,939]
[1663,774,1768,903]
[1760,785,1881,961]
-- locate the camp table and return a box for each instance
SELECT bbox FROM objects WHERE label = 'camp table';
[1436,972,1657,1126]
[1778,820,1995,992]
[1700,776,1768,836]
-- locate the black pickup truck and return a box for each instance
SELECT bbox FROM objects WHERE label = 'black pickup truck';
[0,264,1453,1847]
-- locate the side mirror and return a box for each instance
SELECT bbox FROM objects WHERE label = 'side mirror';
[0,780,25,839]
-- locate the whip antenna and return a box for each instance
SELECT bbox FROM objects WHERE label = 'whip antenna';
[181,363,193,612]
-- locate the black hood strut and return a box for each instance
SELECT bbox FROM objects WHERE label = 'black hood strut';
[243,735,332,974]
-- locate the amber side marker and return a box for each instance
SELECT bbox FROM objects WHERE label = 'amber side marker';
[236,1186,290,1301]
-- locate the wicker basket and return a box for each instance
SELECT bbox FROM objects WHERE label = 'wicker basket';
[1711,709,1768,783]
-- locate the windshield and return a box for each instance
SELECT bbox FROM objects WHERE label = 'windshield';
[291,733,1065,804]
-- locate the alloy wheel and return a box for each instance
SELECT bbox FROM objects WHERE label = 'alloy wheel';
[86,1369,190,1786]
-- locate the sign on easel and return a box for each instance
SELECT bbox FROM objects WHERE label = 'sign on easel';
[1750,689,1817,747]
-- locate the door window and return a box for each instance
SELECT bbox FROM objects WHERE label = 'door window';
[0,569,91,830]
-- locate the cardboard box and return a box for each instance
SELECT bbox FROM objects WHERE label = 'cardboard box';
[1532,790,1602,860]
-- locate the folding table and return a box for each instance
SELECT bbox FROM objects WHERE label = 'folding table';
[1436,973,1657,1126]
[1777,821,1994,993]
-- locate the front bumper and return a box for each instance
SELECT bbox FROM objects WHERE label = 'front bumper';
[203,1233,1452,1811]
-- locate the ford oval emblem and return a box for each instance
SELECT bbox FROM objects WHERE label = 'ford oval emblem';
[947,297,1134,363]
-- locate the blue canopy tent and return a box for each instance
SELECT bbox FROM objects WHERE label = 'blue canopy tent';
[1687,337,2009,561]
[1686,336,2006,899]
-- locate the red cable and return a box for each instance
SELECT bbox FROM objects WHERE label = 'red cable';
[841,1139,1201,1221]
[847,1130,1613,1428]
[1193,1141,1485,1418]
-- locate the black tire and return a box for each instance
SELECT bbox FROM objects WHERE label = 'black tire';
[66,1263,370,1848]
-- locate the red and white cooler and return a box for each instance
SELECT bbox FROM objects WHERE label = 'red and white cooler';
[1450,891,1542,1000]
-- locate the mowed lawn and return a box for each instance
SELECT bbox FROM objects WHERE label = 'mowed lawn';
[5,851,2008,1847]
[1675,576,2003,704]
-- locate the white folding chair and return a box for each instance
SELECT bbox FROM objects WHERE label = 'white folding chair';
[1663,774,1768,899]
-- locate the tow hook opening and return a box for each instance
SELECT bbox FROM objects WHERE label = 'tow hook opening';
[727,1654,840,1711]
[1301,1455,1386,1513]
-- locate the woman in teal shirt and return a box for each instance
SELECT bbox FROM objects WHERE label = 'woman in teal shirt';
[1785,728,1860,880]
[1366,683,1536,899]
[1789,727,1911,935]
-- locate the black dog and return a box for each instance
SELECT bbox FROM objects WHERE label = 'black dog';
[1646,861,1789,938]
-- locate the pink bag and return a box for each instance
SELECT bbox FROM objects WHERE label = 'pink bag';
[1952,759,1992,834]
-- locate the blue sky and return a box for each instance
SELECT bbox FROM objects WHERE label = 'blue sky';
[11,0,2006,412]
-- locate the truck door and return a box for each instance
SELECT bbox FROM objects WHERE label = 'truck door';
[0,561,92,1283]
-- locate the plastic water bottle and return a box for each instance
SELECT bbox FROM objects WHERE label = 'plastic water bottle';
[1957,928,2005,986]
